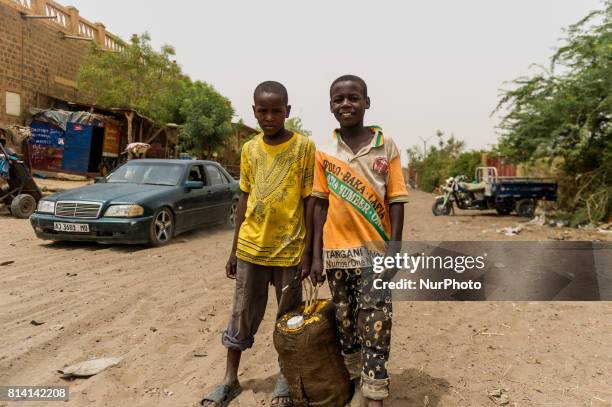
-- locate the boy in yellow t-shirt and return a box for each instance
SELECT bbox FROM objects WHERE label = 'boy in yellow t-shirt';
[200,81,315,407]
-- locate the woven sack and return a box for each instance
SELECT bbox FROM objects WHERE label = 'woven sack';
[273,296,352,407]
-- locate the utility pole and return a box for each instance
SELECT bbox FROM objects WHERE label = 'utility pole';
[418,136,432,158]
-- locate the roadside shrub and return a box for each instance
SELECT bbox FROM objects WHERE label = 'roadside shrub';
[448,151,483,181]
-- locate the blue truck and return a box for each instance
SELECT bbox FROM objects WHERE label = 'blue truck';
[432,167,557,217]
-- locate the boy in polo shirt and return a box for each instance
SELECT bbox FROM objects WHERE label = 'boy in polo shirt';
[311,75,408,406]
[200,81,315,407]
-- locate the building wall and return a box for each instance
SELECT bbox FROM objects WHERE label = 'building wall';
[0,0,122,126]
[216,123,257,165]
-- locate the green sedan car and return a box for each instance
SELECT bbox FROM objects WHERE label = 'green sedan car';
[30,159,240,246]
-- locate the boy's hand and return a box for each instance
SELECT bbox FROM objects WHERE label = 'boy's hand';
[310,257,325,285]
[298,252,312,281]
[226,253,237,279]
[381,241,401,282]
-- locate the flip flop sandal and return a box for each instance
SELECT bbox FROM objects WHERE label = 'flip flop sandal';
[270,376,294,407]
[200,383,242,407]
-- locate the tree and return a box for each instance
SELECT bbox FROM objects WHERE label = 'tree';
[495,1,612,224]
[448,151,483,179]
[285,117,312,137]
[78,33,235,160]
[448,151,483,180]
[77,33,188,154]
[406,131,468,192]
[77,33,184,122]
[179,81,234,158]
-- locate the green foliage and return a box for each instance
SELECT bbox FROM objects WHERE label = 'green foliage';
[495,2,612,224]
[78,33,235,158]
[179,81,234,158]
[407,131,472,192]
[448,151,483,181]
[284,117,312,137]
[77,33,184,122]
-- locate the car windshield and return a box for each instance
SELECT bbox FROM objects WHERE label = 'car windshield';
[106,163,183,186]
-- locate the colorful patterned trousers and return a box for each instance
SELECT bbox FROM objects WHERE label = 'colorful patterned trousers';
[326,267,392,400]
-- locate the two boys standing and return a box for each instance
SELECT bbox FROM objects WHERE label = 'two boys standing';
[201,76,408,407]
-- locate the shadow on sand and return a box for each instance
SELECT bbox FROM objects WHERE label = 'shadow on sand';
[235,368,451,407]
[388,368,450,406]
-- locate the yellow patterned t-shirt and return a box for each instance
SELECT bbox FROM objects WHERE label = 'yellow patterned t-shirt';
[237,132,315,267]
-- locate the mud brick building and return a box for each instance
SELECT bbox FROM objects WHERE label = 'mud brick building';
[0,0,241,175]
[0,0,123,127]
[0,0,183,176]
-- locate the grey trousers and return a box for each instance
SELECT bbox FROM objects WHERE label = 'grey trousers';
[222,259,302,351]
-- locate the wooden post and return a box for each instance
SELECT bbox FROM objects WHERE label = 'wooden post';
[125,111,134,160]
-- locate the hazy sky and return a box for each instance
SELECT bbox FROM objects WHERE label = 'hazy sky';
[67,0,603,161]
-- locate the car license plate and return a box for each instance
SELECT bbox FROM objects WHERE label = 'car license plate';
[54,222,90,233]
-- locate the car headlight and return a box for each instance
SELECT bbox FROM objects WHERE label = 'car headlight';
[37,200,55,214]
[104,204,144,217]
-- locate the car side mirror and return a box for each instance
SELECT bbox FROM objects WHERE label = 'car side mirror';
[185,180,204,190]
[94,177,106,183]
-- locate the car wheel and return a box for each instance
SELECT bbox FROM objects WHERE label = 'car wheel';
[432,197,452,216]
[227,201,237,228]
[11,194,37,219]
[149,207,174,246]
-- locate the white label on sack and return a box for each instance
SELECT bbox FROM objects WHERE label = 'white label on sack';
[287,316,304,329]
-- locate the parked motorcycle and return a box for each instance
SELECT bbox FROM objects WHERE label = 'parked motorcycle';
[431,175,488,216]
[431,167,557,218]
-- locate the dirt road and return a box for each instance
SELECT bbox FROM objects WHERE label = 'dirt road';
[1,190,610,406]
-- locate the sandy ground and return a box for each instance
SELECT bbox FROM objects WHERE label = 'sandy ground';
[0,188,611,407]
